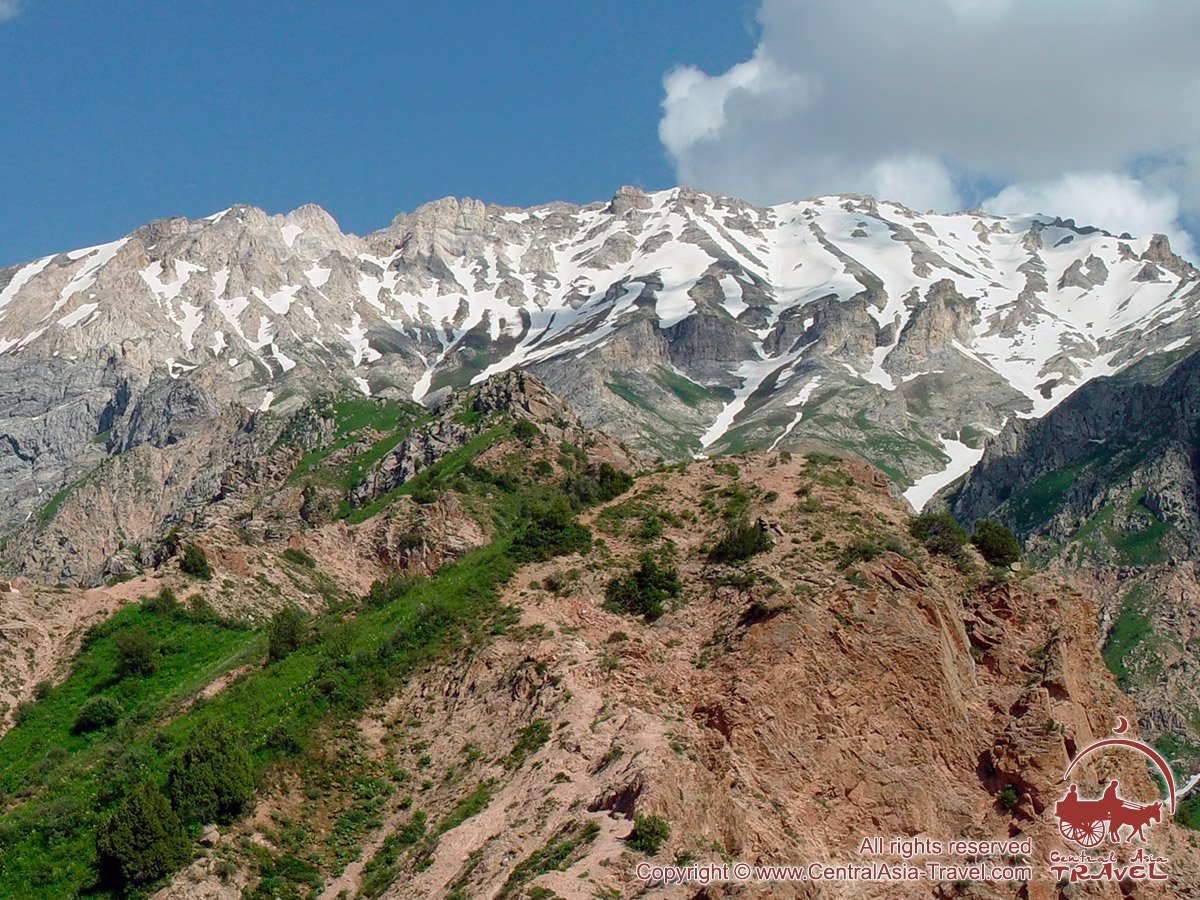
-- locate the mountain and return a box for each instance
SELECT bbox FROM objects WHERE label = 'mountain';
[3,187,1199,544]
[3,375,1193,898]
[947,346,1200,774]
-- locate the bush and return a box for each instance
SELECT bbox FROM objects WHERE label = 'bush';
[180,543,213,580]
[96,783,190,887]
[909,511,968,556]
[512,418,541,445]
[604,554,681,621]
[997,785,1020,811]
[186,594,221,625]
[564,462,633,506]
[511,495,592,562]
[73,696,122,733]
[365,573,424,607]
[839,537,882,569]
[145,586,181,618]
[268,607,306,662]
[972,520,1021,567]
[166,720,254,825]
[709,519,773,564]
[627,814,671,855]
[114,628,160,678]
[281,547,317,568]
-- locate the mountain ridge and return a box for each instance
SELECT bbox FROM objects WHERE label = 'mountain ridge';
[2,185,1198,540]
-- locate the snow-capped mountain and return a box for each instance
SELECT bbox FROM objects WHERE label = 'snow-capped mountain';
[1,186,1198,527]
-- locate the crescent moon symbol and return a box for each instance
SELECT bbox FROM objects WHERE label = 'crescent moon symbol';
[1064,738,1176,815]
[1114,716,1129,734]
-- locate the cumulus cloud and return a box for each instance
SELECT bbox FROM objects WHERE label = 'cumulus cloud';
[985,172,1194,258]
[0,1,19,22]
[660,0,1200,250]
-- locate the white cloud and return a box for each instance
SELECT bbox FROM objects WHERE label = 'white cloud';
[985,172,1195,258]
[0,1,19,22]
[660,0,1200,252]
[869,156,962,214]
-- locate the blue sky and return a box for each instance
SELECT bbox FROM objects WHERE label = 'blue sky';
[0,1,757,266]
[5,1,1199,268]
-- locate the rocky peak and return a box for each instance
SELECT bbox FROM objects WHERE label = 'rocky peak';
[608,184,652,216]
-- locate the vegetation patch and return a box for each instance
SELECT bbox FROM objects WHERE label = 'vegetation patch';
[604,553,682,621]
[709,519,772,564]
[496,819,601,899]
[1102,585,1153,689]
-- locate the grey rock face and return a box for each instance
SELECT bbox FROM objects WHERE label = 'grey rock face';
[1,185,1198,535]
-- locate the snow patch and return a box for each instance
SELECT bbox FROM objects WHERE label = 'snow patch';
[58,302,100,328]
[903,437,985,511]
[280,223,303,248]
[305,265,331,288]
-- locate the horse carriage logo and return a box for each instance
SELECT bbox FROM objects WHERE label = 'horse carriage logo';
[1053,718,1176,849]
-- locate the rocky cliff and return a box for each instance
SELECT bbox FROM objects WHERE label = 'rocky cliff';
[152,452,1199,899]
[946,346,1200,778]
[2,188,1198,540]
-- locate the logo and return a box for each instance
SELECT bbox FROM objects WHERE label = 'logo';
[1047,718,1171,883]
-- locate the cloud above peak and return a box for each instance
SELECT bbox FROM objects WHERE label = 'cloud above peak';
[660,0,1200,253]
[0,1,19,22]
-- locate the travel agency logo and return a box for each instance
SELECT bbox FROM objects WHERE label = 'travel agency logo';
[1048,717,1172,883]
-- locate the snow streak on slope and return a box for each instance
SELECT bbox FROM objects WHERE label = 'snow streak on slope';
[903,438,986,511]
[0,188,1197,489]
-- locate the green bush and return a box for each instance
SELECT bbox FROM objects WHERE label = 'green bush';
[96,783,190,887]
[627,813,670,855]
[145,586,181,618]
[365,573,424,607]
[909,511,968,556]
[281,547,317,568]
[114,627,160,678]
[971,520,1021,567]
[604,554,681,621]
[166,720,254,825]
[564,462,633,506]
[709,519,773,564]
[73,696,122,733]
[512,418,541,445]
[180,543,213,580]
[997,785,1020,811]
[511,495,592,562]
[268,606,306,662]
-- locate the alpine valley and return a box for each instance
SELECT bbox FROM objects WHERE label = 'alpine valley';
[3,187,1200,899]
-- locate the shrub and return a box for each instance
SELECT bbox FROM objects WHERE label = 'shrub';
[268,606,305,662]
[114,628,160,678]
[634,516,663,542]
[365,573,424,607]
[839,537,881,568]
[96,783,190,887]
[627,814,671,855]
[166,720,255,825]
[604,553,681,621]
[997,785,1020,811]
[511,495,592,562]
[12,700,34,726]
[281,547,317,568]
[505,719,552,770]
[180,543,213,580]
[709,519,773,564]
[73,696,122,734]
[187,594,221,625]
[909,511,968,556]
[971,520,1021,567]
[564,462,633,506]
[512,418,541,444]
[145,586,181,618]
